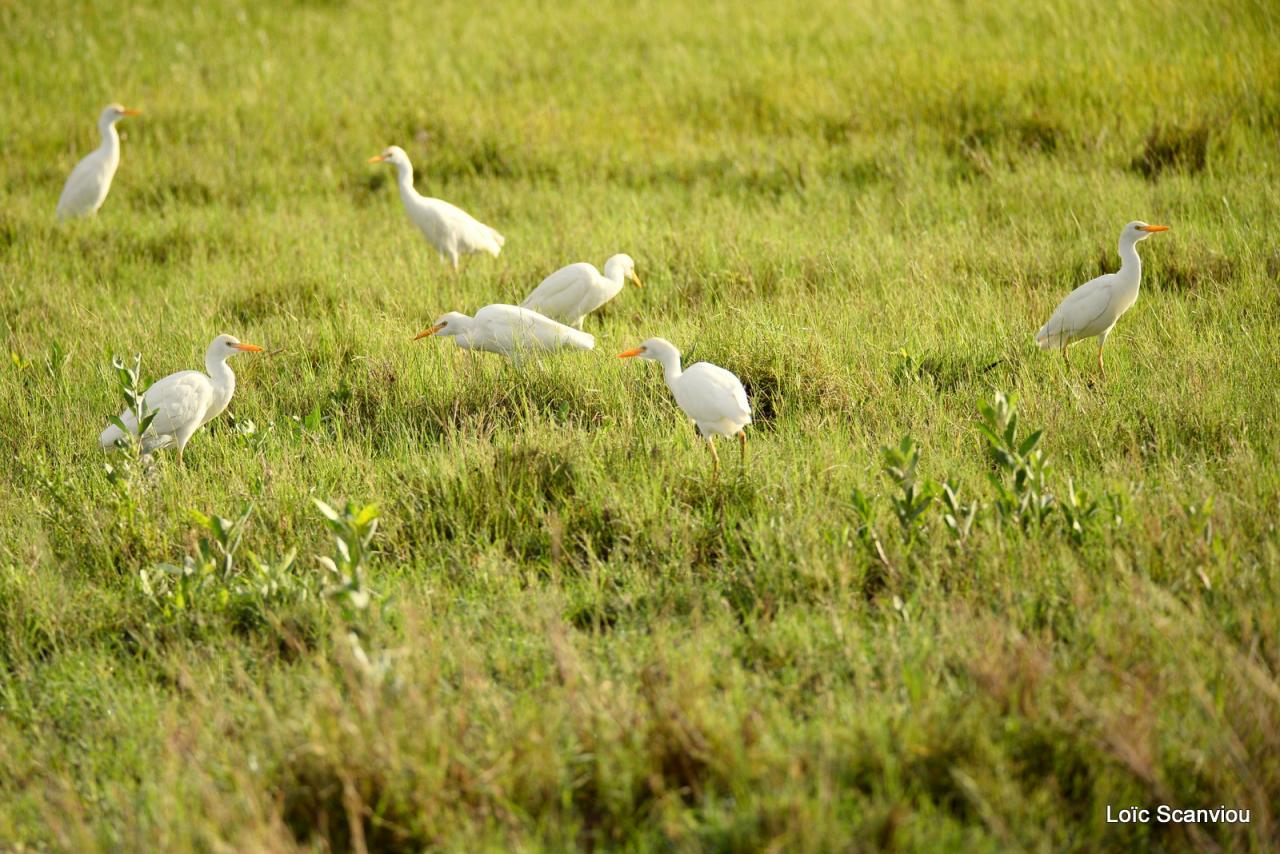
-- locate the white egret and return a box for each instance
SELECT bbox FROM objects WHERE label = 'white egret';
[98,334,263,464]
[520,254,642,329]
[1036,221,1169,377]
[368,145,504,270]
[414,304,594,358]
[618,337,752,472]
[56,103,141,221]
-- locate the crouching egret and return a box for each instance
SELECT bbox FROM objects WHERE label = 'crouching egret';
[56,103,141,221]
[98,334,263,464]
[520,254,642,329]
[1036,221,1169,377]
[369,145,504,270]
[414,304,594,359]
[618,338,752,472]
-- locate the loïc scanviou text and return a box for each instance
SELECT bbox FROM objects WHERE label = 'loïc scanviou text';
[1107,805,1251,824]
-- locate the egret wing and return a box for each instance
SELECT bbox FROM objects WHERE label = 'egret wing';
[136,371,213,439]
[431,199,504,255]
[475,305,594,351]
[57,154,106,218]
[676,363,752,425]
[520,263,596,321]
[1038,274,1119,346]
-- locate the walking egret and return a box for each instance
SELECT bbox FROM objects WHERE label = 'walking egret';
[1036,221,1169,377]
[414,304,594,358]
[520,254,642,329]
[56,103,141,221]
[618,337,752,472]
[98,334,263,464]
[369,145,504,270]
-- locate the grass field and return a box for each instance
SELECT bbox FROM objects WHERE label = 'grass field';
[3,0,1280,849]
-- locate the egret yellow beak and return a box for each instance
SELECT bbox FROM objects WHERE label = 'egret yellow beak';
[232,343,263,352]
[617,347,645,359]
[368,154,386,163]
[122,108,142,117]
[414,323,446,340]
[1138,224,1170,232]
[628,271,643,288]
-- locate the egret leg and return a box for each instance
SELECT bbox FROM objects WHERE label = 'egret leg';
[1061,343,1069,371]
[707,437,720,476]
[738,431,747,469]
[1097,344,1106,380]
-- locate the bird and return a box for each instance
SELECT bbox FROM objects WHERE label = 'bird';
[98,334,263,464]
[56,103,142,221]
[414,304,594,359]
[618,337,752,472]
[368,145,504,270]
[1036,220,1169,377]
[519,254,643,329]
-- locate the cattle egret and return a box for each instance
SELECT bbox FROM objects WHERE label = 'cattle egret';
[56,103,141,221]
[618,337,752,472]
[98,334,263,463]
[1036,221,1169,377]
[414,304,594,359]
[369,145,504,270]
[520,254,642,329]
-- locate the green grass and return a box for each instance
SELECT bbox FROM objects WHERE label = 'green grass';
[3,0,1280,849]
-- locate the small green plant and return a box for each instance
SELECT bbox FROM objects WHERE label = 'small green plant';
[104,353,159,488]
[1058,478,1100,545]
[977,391,1053,530]
[139,504,308,625]
[939,480,979,545]
[881,436,935,541]
[314,499,379,623]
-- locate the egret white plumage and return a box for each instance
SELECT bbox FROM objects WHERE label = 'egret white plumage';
[618,337,752,472]
[98,334,263,463]
[56,103,141,221]
[369,145,504,270]
[1036,221,1169,377]
[520,254,642,329]
[414,304,594,358]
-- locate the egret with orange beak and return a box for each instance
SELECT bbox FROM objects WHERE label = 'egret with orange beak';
[99,334,264,464]
[1036,221,1170,377]
[520,254,643,329]
[57,104,142,221]
[368,145,505,270]
[618,338,751,473]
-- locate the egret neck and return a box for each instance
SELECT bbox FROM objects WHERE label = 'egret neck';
[206,339,238,403]
[601,256,631,297]
[1116,228,1143,295]
[391,158,419,204]
[97,111,123,171]
[648,343,684,387]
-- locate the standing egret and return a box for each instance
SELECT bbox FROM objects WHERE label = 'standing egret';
[98,334,263,464]
[414,304,594,358]
[369,145,504,270]
[520,254,643,329]
[1036,221,1169,377]
[56,103,141,221]
[618,337,752,472]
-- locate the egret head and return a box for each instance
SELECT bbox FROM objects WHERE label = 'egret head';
[368,145,411,168]
[209,334,264,359]
[1124,220,1169,242]
[606,254,643,288]
[617,337,678,363]
[101,104,141,125]
[414,312,471,341]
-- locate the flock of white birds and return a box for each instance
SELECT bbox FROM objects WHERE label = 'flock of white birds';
[64,104,1166,471]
